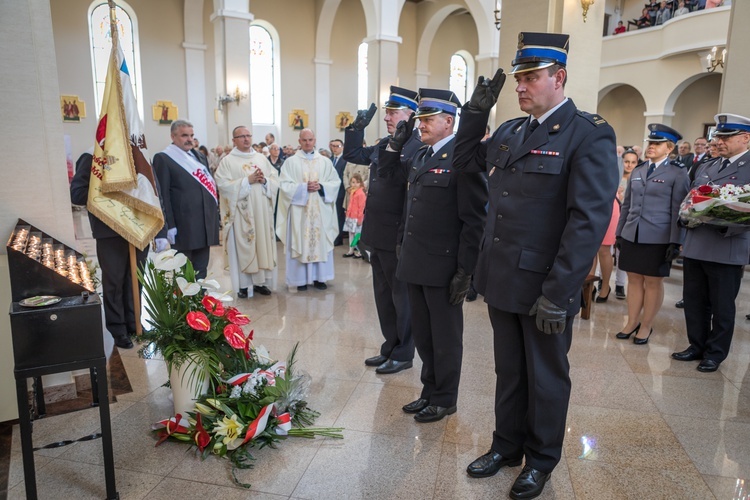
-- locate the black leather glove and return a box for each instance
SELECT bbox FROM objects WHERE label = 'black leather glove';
[388,114,416,152]
[466,69,506,113]
[350,103,377,131]
[529,295,567,334]
[449,268,471,306]
[665,243,681,262]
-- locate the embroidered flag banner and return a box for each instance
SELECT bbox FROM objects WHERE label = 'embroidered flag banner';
[87,16,164,250]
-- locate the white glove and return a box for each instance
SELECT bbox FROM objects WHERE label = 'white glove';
[167,227,177,245]
[154,238,169,253]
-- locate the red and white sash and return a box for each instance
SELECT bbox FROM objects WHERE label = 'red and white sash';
[162,144,218,203]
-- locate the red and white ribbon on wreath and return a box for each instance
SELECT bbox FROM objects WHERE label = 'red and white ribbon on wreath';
[275,412,292,435]
[227,373,251,386]
[151,414,190,433]
[241,403,275,444]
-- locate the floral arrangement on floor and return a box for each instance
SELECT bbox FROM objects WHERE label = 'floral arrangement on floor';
[139,250,343,487]
[679,183,750,228]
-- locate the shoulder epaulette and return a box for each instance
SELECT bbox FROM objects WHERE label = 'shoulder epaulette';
[577,111,608,126]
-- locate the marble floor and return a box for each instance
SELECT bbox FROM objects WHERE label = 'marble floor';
[5,210,750,499]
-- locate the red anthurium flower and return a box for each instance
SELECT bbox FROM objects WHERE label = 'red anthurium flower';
[226,307,250,325]
[698,185,713,194]
[248,329,254,341]
[201,295,225,316]
[243,339,251,360]
[193,413,211,452]
[224,324,247,349]
[186,311,211,331]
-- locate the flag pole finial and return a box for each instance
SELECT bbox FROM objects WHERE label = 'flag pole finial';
[108,0,119,47]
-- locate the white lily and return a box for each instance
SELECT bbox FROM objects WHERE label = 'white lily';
[176,277,201,296]
[153,250,188,271]
[198,278,221,290]
[208,290,234,303]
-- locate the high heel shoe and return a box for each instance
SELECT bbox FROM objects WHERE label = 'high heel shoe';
[616,323,640,339]
[633,328,653,345]
[595,291,610,303]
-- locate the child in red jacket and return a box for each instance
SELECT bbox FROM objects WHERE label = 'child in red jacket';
[342,174,366,258]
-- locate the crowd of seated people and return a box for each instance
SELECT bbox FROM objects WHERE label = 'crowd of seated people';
[615,0,727,34]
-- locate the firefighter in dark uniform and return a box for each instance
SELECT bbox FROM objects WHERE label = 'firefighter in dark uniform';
[380,89,487,423]
[343,87,423,374]
[452,33,619,499]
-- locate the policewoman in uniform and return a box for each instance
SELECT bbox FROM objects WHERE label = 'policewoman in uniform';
[673,113,750,372]
[615,124,689,345]
[452,33,619,499]
[342,87,423,374]
[379,89,487,424]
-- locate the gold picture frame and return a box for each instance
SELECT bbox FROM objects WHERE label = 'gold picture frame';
[152,100,178,125]
[288,109,309,130]
[335,111,353,131]
[60,95,86,122]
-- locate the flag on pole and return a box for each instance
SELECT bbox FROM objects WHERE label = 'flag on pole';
[87,9,164,251]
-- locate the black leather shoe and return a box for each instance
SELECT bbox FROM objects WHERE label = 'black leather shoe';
[697,359,720,372]
[466,450,522,478]
[402,398,430,414]
[675,299,685,308]
[365,354,388,367]
[375,359,413,374]
[414,404,456,423]
[671,348,702,361]
[633,328,653,345]
[237,288,248,298]
[615,285,626,299]
[297,285,308,291]
[253,285,271,296]
[595,291,610,303]
[616,323,640,340]
[510,465,551,500]
[313,280,327,290]
[114,335,134,349]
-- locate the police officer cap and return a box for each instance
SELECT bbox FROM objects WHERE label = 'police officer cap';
[384,86,419,112]
[646,123,682,143]
[414,88,462,118]
[714,113,750,136]
[510,32,570,75]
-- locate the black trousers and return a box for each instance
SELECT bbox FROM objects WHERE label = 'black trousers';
[334,195,346,246]
[683,257,743,362]
[176,246,211,280]
[407,283,463,407]
[371,250,414,362]
[96,237,148,338]
[488,307,573,474]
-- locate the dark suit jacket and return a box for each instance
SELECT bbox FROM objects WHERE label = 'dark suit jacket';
[332,155,347,204]
[152,150,220,250]
[453,100,619,315]
[379,137,487,287]
[343,127,422,251]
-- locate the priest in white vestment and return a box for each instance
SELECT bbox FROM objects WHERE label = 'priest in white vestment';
[276,128,341,291]
[214,126,279,298]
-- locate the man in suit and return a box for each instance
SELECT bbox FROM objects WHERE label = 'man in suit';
[330,138,347,246]
[673,113,750,372]
[343,87,422,374]
[153,120,220,279]
[452,32,618,499]
[677,140,694,165]
[70,151,167,349]
[380,89,487,422]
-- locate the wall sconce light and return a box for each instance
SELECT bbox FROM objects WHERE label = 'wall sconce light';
[494,0,501,31]
[581,0,595,22]
[217,85,248,109]
[706,46,726,73]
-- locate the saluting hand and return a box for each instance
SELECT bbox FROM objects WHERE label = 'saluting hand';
[350,103,377,131]
[467,68,506,113]
[388,114,416,152]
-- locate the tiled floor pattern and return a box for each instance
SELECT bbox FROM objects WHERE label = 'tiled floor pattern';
[6,210,750,499]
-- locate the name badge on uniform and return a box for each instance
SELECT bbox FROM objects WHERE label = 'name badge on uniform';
[633,177,642,181]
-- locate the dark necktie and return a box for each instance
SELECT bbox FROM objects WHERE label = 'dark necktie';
[647,162,656,178]
[718,159,730,173]
[425,146,434,159]
[524,119,539,142]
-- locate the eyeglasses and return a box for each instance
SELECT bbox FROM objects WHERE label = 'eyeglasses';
[233,134,252,139]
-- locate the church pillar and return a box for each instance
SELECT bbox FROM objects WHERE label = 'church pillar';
[210,1,253,145]
[718,0,750,116]
[183,0,208,144]
[314,58,332,144]
[366,36,401,143]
